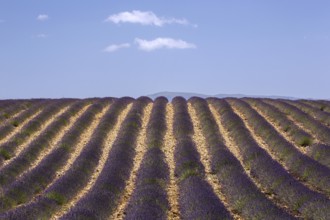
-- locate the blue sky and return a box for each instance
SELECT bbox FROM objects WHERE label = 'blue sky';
[0,1,329,99]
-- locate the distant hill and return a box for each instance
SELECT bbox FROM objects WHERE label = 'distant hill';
[147,91,298,101]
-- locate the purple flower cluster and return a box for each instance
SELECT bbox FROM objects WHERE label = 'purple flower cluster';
[287,100,330,127]
[210,98,330,219]
[190,97,292,219]
[0,99,106,212]
[124,97,169,220]
[301,100,330,113]
[0,99,74,165]
[172,97,232,219]
[60,96,151,219]
[266,99,330,145]
[245,98,314,147]
[0,100,29,123]
[0,100,46,145]
[232,99,330,195]
[0,97,132,219]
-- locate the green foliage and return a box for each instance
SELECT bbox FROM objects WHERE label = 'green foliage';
[0,149,11,160]
[11,121,19,127]
[180,168,199,181]
[46,192,66,205]
[299,137,312,147]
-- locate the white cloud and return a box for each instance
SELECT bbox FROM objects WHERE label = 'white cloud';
[37,14,49,21]
[36,34,47,38]
[105,10,190,27]
[135,38,196,51]
[104,43,131,52]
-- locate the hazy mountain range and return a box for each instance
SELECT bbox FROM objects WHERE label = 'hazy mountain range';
[147,92,298,101]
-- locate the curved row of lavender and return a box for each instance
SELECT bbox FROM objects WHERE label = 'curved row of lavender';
[0,100,89,190]
[266,99,330,169]
[0,99,73,166]
[61,97,151,219]
[0,99,105,212]
[0,100,34,125]
[286,100,330,127]
[0,100,46,150]
[301,100,330,113]
[190,97,293,219]
[210,98,330,219]
[0,97,129,219]
[172,97,232,219]
[230,99,330,195]
[245,99,314,147]
[123,97,170,219]
[266,100,330,145]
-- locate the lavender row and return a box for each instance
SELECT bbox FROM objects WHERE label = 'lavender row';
[245,98,314,147]
[0,100,103,212]
[231,99,330,195]
[0,97,133,219]
[210,98,330,219]
[0,101,30,124]
[190,97,293,219]
[265,100,330,169]
[245,99,330,169]
[124,97,169,219]
[265,99,330,145]
[61,97,151,219]
[0,99,74,165]
[0,100,88,189]
[286,100,330,127]
[172,97,232,220]
[0,100,46,144]
[300,100,330,113]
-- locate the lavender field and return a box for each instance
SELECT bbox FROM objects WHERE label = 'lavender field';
[0,97,329,219]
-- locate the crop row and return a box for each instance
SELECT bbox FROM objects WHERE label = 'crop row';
[209,98,330,219]
[0,99,74,165]
[0,100,32,124]
[61,97,150,219]
[0,97,129,219]
[0,99,105,213]
[245,98,314,147]
[123,97,169,219]
[0,100,90,191]
[172,97,231,219]
[190,97,292,219]
[265,100,330,170]
[0,100,46,144]
[286,100,330,127]
[230,98,330,194]
[265,99,330,145]
[301,100,330,114]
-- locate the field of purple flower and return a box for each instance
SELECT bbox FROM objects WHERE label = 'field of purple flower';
[0,97,329,219]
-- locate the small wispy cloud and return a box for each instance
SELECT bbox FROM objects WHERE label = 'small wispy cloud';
[36,33,47,38]
[135,38,196,51]
[104,43,131,52]
[0,19,4,23]
[105,10,191,27]
[37,14,49,21]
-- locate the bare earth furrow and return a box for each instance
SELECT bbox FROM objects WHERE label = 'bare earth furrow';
[0,110,42,147]
[22,104,91,176]
[1,105,71,168]
[188,103,238,219]
[208,102,296,218]
[229,99,330,196]
[110,103,152,219]
[210,99,330,219]
[163,103,180,220]
[53,103,132,219]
